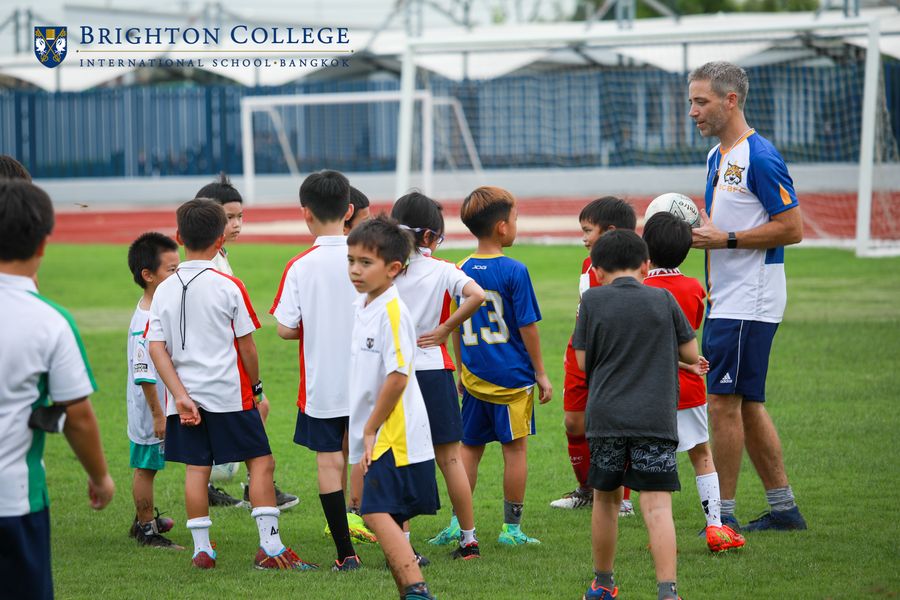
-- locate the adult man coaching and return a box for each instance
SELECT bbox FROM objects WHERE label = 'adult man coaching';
[688,61,807,532]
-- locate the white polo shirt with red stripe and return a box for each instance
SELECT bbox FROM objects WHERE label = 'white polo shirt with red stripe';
[146,260,260,414]
[270,236,358,419]
[0,273,96,517]
[394,247,474,372]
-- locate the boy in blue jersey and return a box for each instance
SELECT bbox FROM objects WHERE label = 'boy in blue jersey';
[432,185,552,546]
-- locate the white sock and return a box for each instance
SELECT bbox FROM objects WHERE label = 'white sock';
[186,516,213,557]
[251,506,285,556]
[404,531,411,542]
[461,528,477,545]
[696,472,722,527]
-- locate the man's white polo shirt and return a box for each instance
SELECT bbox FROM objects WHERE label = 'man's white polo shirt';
[394,247,473,372]
[146,260,260,414]
[0,273,96,517]
[348,285,433,467]
[703,131,800,323]
[270,236,358,419]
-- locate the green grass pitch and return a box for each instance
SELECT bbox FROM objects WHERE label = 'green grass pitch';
[36,243,900,599]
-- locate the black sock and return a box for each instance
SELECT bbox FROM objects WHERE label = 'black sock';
[594,571,614,590]
[657,581,678,600]
[404,582,431,598]
[320,490,355,560]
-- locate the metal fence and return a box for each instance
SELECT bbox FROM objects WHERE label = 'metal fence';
[1,63,897,178]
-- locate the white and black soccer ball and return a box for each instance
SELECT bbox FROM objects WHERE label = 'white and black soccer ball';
[645,193,701,228]
[209,461,240,483]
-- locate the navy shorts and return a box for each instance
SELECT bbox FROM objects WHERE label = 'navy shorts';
[418,369,463,445]
[164,408,271,466]
[461,389,535,446]
[293,411,348,453]
[0,508,52,600]
[703,318,779,402]
[361,449,440,523]
[588,437,680,493]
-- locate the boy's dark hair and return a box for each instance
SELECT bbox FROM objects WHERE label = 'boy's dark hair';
[460,186,514,239]
[590,229,649,272]
[195,172,242,205]
[642,212,692,269]
[345,186,370,229]
[579,196,636,230]
[127,232,178,289]
[347,214,413,267]
[176,198,226,251]
[0,155,32,181]
[391,191,444,249]
[299,170,350,222]
[0,180,54,261]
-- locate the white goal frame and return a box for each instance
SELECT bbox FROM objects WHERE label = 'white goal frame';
[397,17,891,256]
[240,90,483,205]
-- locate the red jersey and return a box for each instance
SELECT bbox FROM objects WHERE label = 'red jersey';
[564,256,601,378]
[644,268,706,410]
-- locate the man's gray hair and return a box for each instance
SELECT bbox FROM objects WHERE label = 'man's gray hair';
[689,61,749,110]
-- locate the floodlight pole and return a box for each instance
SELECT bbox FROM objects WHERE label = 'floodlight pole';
[855,19,880,256]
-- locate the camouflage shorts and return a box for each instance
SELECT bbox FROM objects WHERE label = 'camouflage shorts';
[587,437,680,492]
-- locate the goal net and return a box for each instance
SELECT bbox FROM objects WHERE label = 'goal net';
[396,14,899,256]
[240,89,483,204]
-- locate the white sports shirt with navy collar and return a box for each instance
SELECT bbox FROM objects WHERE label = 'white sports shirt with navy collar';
[704,129,799,323]
[0,273,96,517]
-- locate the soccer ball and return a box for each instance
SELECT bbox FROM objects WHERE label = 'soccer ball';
[209,462,240,483]
[645,193,702,228]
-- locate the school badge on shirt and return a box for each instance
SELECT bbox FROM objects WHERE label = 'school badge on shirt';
[723,161,745,185]
[34,27,67,68]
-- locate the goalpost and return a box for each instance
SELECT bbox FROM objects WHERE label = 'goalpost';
[240,90,483,205]
[397,16,898,256]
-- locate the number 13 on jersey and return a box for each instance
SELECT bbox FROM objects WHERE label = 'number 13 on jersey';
[461,290,510,345]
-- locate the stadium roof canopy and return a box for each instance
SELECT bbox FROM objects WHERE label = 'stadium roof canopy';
[0,5,897,91]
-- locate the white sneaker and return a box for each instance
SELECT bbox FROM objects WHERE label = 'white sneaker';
[618,499,635,517]
[550,487,593,509]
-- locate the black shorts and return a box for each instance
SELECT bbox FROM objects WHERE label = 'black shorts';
[418,369,463,445]
[0,508,52,600]
[164,408,271,466]
[361,449,440,523]
[293,411,348,453]
[587,437,680,492]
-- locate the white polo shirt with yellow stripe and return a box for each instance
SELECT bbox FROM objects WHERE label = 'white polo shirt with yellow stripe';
[703,130,800,323]
[0,273,96,518]
[348,285,433,467]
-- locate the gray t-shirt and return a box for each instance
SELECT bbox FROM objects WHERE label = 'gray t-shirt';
[572,276,695,442]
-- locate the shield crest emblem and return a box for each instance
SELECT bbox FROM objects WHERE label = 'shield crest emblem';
[34,27,67,68]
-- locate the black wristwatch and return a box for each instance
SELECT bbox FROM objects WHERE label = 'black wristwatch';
[727,232,738,249]
[252,380,264,397]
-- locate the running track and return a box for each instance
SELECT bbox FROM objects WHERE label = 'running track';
[53,193,896,244]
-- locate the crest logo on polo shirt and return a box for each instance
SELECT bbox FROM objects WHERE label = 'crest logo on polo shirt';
[366,338,374,349]
[723,162,745,185]
[34,27,68,68]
